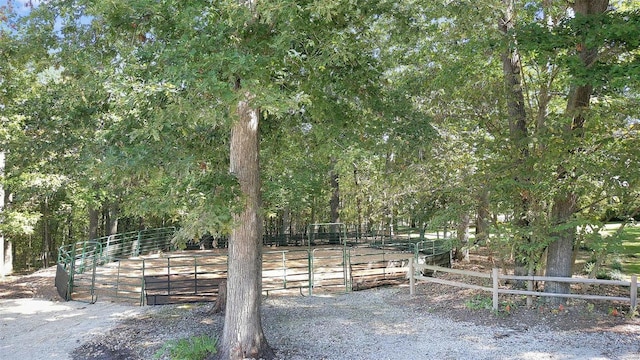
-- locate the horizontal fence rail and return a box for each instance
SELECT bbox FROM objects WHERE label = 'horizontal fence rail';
[58,227,177,273]
[408,259,639,313]
[66,245,432,305]
[56,227,177,303]
[57,228,453,305]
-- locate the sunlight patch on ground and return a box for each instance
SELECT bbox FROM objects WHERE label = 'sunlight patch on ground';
[0,298,70,316]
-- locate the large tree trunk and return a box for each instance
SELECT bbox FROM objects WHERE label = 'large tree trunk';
[330,159,340,225]
[107,202,119,236]
[217,92,274,360]
[545,0,608,304]
[500,0,531,278]
[41,197,51,268]
[329,158,340,242]
[475,186,490,244]
[88,206,100,240]
[545,193,578,297]
[353,163,362,239]
[0,151,12,276]
[454,212,471,262]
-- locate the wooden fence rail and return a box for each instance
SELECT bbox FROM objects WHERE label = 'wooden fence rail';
[408,258,638,313]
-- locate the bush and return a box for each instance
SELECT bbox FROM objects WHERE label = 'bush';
[608,269,624,281]
[610,259,623,272]
[595,269,611,280]
[582,261,596,275]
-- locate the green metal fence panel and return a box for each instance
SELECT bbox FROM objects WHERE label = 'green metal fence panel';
[262,249,310,294]
[349,247,412,290]
[310,247,351,296]
[57,228,428,305]
[56,227,176,302]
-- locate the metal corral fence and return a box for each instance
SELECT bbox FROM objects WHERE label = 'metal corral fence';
[408,260,639,313]
[69,253,228,305]
[63,241,452,305]
[56,227,177,301]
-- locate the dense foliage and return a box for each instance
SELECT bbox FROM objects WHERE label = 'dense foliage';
[0,0,638,283]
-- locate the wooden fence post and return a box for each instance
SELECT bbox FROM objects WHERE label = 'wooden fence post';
[526,277,533,307]
[631,275,637,314]
[492,268,499,311]
[409,257,415,296]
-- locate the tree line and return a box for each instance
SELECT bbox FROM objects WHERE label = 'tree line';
[1,1,639,358]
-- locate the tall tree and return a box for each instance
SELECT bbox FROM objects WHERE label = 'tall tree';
[545,0,610,299]
[15,1,397,358]
[221,89,273,358]
[0,150,9,276]
[500,0,533,278]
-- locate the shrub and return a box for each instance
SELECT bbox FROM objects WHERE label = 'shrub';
[595,269,611,280]
[610,259,623,272]
[608,269,624,281]
[582,261,596,275]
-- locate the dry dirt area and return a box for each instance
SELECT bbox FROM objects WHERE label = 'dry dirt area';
[1,253,639,359]
[0,267,148,360]
[406,270,640,334]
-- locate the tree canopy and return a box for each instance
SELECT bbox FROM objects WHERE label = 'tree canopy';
[2,0,640,357]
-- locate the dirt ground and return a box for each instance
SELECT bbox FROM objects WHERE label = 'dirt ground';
[404,276,639,335]
[2,252,638,334]
[1,249,639,360]
[0,267,148,360]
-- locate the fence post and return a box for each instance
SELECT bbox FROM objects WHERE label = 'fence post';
[194,257,199,294]
[135,231,142,257]
[409,257,415,295]
[282,252,287,289]
[631,275,637,314]
[308,249,313,296]
[140,259,146,306]
[527,274,534,308]
[492,268,499,311]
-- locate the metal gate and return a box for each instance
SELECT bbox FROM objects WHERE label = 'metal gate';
[309,247,351,295]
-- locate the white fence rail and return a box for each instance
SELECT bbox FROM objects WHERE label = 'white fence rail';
[408,258,638,312]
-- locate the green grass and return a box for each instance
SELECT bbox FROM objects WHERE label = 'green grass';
[154,335,217,360]
[464,295,493,310]
[601,224,640,277]
[619,226,640,276]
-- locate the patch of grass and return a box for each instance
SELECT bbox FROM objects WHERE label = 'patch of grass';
[464,295,493,310]
[601,224,640,276]
[154,335,217,360]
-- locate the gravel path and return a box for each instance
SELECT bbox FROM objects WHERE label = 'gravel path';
[4,286,638,360]
[0,298,148,360]
[263,288,640,360]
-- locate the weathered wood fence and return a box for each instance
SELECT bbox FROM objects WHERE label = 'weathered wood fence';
[408,258,639,313]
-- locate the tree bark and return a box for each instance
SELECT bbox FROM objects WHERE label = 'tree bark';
[329,158,340,242]
[454,212,470,262]
[330,159,340,225]
[546,193,578,297]
[500,0,531,278]
[353,163,362,239]
[217,92,274,359]
[41,197,51,268]
[107,202,119,236]
[0,150,12,276]
[544,0,608,304]
[475,186,490,244]
[88,206,100,240]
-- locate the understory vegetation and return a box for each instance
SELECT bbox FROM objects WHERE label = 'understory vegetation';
[154,335,218,360]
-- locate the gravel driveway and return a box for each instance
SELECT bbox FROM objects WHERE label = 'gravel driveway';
[3,286,639,360]
[0,298,148,360]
